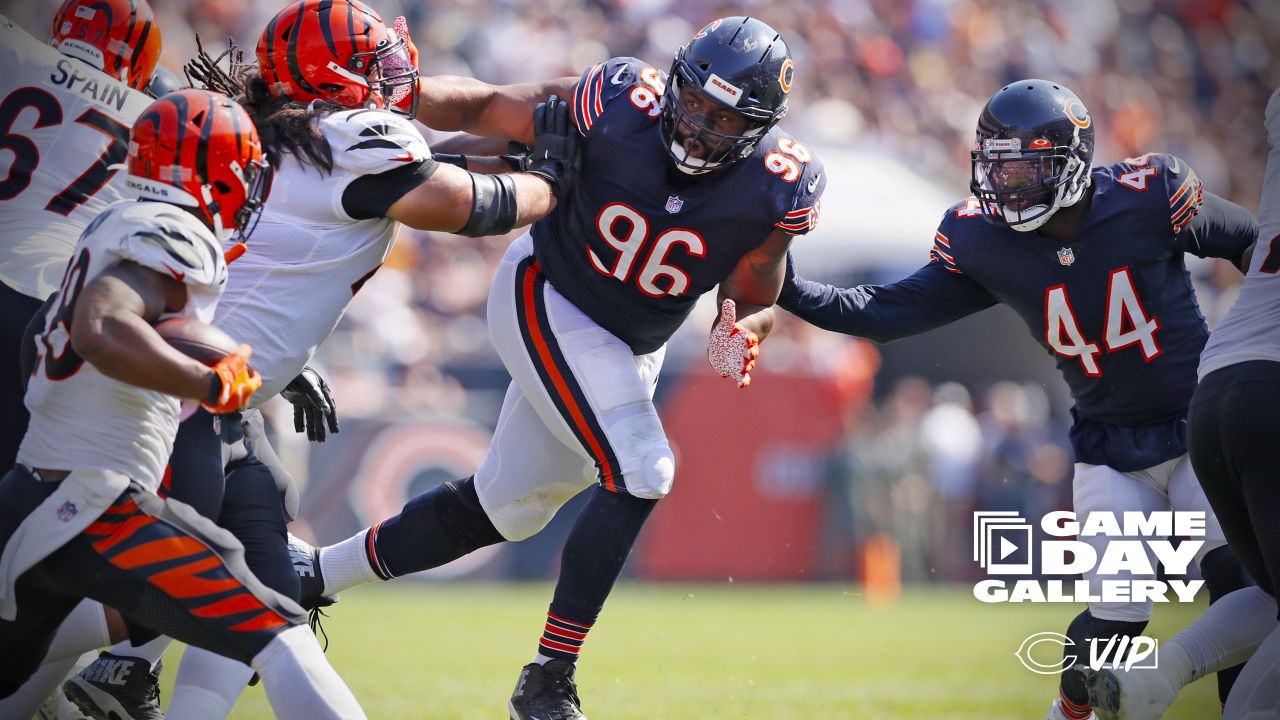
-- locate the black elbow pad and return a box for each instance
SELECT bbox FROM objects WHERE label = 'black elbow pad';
[458,173,518,238]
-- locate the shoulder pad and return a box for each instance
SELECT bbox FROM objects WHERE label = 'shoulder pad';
[765,132,825,236]
[573,57,666,134]
[101,202,225,288]
[322,109,431,176]
[1113,153,1204,234]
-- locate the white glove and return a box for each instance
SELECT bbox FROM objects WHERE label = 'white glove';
[707,299,760,389]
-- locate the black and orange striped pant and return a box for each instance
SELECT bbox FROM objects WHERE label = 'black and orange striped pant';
[0,466,305,697]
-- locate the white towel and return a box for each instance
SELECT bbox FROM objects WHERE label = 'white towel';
[0,466,130,620]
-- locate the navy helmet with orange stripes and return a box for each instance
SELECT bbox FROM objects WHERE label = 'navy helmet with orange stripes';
[256,0,419,119]
[124,89,272,243]
[662,17,793,175]
[51,0,162,92]
[970,79,1096,232]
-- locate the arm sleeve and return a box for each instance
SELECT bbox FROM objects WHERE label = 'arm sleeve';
[777,254,999,344]
[341,158,439,220]
[1171,190,1259,265]
[775,146,825,236]
[572,57,653,136]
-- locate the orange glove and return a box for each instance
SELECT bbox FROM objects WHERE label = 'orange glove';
[202,344,263,413]
[707,299,760,389]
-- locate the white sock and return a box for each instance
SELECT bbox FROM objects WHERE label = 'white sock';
[169,645,255,720]
[0,653,78,718]
[1223,623,1280,720]
[1168,586,1277,687]
[251,625,365,720]
[107,635,172,669]
[44,599,110,663]
[319,529,379,596]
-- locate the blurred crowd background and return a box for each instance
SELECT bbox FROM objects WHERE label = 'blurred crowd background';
[6,0,1278,587]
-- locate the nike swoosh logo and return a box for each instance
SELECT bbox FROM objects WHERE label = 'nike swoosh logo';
[807,172,822,193]
[1167,156,1180,174]
[162,263,185,281]
[610,66,628,86]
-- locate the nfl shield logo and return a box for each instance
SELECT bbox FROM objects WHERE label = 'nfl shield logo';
[1057,247,1075,266]
[56,501,77,522]
[664,195,684,214]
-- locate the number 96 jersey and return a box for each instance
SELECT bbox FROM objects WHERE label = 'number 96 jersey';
[0,17,151,300]
[533,57,825,355]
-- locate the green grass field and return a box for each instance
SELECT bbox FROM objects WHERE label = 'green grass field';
[173,583,1218,719]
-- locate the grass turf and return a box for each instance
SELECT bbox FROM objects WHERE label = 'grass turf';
[164,582,1218,719]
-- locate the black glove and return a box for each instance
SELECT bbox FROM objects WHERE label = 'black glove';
[281,366,340,442]
[499,140,532,172]
[526,94,581,198]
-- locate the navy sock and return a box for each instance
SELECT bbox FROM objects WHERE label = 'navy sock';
[538,486,657,662]
[371,477,505,577]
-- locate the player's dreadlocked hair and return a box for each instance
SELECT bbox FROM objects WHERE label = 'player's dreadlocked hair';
[185,36,338,174]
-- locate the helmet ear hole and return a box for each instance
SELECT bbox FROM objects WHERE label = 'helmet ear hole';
[190,111,206,128]
[213,180,232,194]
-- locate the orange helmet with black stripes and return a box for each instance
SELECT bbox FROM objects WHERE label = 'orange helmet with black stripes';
[124,89,272,242]
[256,0,419,118]
[50,0,162,92]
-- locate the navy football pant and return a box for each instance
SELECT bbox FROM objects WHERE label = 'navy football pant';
[124,409,300,645]
[0,467,305,697]
[1189,360,1280,603]
[0,280,44,473]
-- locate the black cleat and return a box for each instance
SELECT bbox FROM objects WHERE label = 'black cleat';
[509,659,587,720]
[288,532,337,612]
[63,653,164,720]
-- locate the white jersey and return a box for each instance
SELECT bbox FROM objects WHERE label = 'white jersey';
[0,16,152,300]
[214,108,430,405]
[18,201,227,490]
[1199,88,1280,378]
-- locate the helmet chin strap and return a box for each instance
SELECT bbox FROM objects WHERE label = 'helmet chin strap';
[199,184,231,242]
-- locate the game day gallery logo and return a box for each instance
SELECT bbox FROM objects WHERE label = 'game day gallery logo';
[971,510,1206,604]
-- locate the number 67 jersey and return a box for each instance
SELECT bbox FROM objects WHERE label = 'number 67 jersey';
[533,57,825,355]
[0,16,151,300]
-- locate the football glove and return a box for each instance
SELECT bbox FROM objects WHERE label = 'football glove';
[708,299,760,389]
[526,94,581,198]
[281,365,341,442]
[202,344,262,414]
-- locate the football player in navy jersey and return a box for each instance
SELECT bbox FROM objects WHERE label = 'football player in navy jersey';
[305,17,825,719]
[779,80,1257,720]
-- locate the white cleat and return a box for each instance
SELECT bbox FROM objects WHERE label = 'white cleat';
[1086,664,1179,720]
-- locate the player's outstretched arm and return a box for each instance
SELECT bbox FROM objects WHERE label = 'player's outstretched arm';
[1175,190,1260,272]
[778,252,1000,343]
[416,75,578,144]
[389,96,579,234]
[70,262,219,401]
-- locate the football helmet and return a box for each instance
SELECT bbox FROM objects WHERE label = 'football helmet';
[50,0,162,92]
[124,89,272,242]
[661,16,792,174]
[257,0,419,118]
[970,79,1095,232]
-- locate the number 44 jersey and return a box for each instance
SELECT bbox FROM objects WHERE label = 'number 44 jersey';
[781,152,1257,471]
[533,57,826,355]
[0,16,151,300]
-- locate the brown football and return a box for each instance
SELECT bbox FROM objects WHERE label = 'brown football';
[155,317,242,367]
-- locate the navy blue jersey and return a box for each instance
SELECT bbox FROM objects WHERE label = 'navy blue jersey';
[532,57,825,354]
[781,153,1258,470]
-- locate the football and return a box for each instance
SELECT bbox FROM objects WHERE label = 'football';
[154,317,242,366]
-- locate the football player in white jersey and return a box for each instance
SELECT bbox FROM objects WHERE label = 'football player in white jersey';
[0,0,160,476]
[53,1,584,716]
[0,88,370,720]
[1082,87,1280,720]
